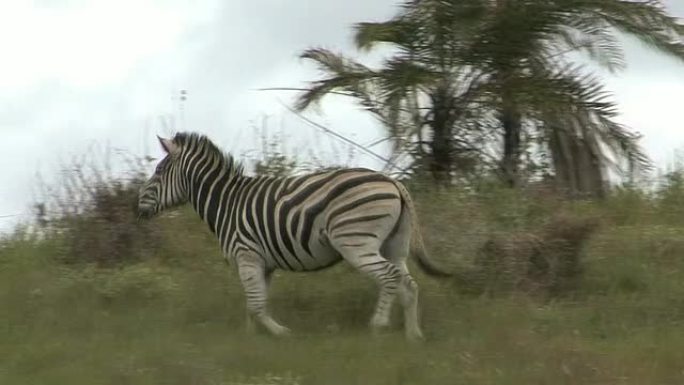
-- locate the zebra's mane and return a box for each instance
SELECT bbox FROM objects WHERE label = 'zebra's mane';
[173,132,244,177]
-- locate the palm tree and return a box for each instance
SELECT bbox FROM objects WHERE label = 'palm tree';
[296,0,684,193]
[296,1,493,183]
[467,0,683,190]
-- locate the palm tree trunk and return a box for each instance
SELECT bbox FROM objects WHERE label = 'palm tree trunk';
[549,125,606,199]
[430,125,451,184]
[501,104,522,187]
[428,86,455,184]
[430,109,452,184]
[549,127,578,195]
[575,127,606,198]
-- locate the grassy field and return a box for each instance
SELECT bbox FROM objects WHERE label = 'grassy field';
[3,187,684,384]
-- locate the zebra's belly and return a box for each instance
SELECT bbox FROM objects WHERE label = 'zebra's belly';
[301,240,343,271]
[261,236,342,272]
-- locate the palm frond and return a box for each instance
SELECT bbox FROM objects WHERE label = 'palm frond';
[549,20,626,72]
[354,20,416,52]
[299,47,370,76]
[586,0,684,62]
[375,57,437,96]
[521,63,651,173]
[296,48,377,112]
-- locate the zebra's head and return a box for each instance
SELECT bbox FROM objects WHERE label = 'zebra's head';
[137,135,189,220]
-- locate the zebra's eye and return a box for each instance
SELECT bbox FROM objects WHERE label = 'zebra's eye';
[155,163,164,174]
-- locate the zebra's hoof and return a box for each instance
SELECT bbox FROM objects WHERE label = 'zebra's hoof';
[406,329,425,342]
[270,325,292,338]
[370,313,391,329]
[370,320,391,336]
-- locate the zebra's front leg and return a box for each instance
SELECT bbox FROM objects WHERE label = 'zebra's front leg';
[244,268,275,334]
[236,254,290,337]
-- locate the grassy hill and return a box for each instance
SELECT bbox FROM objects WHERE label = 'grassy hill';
[3,181,684,384]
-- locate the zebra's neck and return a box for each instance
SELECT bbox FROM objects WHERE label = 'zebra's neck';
[184,152,248,234]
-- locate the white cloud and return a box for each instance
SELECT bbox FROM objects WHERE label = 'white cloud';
[0,0,194,89]
[607,76,684,166]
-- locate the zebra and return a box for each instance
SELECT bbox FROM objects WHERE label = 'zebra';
[137,132,450,340]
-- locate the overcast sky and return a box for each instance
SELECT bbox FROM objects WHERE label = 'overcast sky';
[0,0,683,232]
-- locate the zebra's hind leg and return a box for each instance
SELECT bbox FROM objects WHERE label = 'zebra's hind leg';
[236,253,290,337]
[396,262,423,341]
[333,243,401,333]
[382,210,424,341]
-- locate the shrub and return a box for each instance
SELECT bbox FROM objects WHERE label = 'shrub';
[34,145,162,266]
[468,214,599,297]
[57,180,161,266]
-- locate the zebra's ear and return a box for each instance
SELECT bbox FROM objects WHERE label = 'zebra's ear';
[157,136,180,155]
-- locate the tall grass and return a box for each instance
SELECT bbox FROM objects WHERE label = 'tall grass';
[4,140,684,384]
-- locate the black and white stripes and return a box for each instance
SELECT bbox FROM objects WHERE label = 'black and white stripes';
[137,132,448,340]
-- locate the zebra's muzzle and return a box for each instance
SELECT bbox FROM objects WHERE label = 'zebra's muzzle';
[136,204,156,221]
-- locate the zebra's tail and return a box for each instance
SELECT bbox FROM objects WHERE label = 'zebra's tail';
[393,180,452,277]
